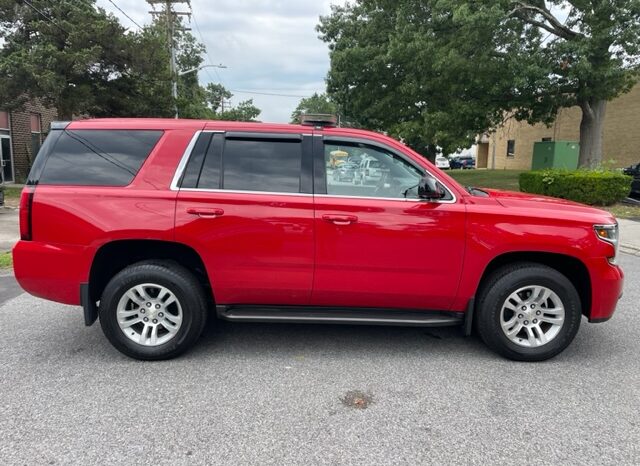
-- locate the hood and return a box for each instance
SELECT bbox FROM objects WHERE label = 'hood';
[480,188,616,223]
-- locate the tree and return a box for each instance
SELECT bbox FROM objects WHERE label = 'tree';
[205,83,232,113]
[319,1,640,166]
[290,93,337,123]
[200,84,261,121]
[217,98,261,121]
[497,0,640,167]
[0,0,136,119]
[0,1,232,121]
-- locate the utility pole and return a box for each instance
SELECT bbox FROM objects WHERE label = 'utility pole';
[147,1,191,118]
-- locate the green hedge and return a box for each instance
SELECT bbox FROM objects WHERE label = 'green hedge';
[519,169,632,206]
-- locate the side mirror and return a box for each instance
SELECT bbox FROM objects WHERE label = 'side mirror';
[418,175,446,200]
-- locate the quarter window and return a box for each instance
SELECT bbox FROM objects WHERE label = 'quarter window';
[220,138,302,193]
[324,142,423,199]
[39,130,163,186]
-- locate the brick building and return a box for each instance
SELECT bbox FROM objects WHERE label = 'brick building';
[1,101,57,183]
[476,84,640,170]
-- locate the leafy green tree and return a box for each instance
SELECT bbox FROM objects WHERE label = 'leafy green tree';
[200,83,261,121]
[205,83,232,113]
[216,98,261,121]
[496,0,640,166]
[290,93,337,123]
[92,24,174,118]
[175,29,209,119]
[0,0,136,119]
[319,1,640,166]
[0,1,230,120]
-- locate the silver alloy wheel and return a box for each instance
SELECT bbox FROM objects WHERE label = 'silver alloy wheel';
[500,285,565,348]
[116,283,183,347]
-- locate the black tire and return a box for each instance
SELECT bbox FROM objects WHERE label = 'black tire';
[99,260,208,360]
[476,262,582,361]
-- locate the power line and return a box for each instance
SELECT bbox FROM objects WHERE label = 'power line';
[230,89,312,98]
[23,0,70,34]
[106,0,143,29]
[190,8,223,85]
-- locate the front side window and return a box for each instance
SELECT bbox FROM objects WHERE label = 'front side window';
[221,138,302,193]
[324,142,423,199]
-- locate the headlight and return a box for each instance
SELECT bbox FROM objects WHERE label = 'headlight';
[594,223,619,264]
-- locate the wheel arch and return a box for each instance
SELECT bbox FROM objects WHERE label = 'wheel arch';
[476,252,592,318]
[88,239,213,306]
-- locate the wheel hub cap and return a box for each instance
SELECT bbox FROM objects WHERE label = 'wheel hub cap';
[116,283,183,347]
[500,285,565,348]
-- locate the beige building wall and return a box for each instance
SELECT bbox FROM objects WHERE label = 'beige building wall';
[479,84,640,169]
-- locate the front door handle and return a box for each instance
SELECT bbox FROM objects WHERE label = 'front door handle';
[322,214,358,225]
[186,207,224,218]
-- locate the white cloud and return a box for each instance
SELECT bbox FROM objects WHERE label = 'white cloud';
[96,0,347,122]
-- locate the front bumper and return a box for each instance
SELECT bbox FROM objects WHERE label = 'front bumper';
[586,257,624,323]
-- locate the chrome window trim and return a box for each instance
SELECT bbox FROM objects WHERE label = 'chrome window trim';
[314,193,453,203]
[178,188,448,203]
[179,187,313,197]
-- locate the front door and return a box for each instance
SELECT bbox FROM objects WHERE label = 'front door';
[175,131,315,306]
[312,138,466,311]
[0,136,12,182]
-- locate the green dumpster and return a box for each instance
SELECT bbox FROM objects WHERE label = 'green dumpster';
[531,141,579,170]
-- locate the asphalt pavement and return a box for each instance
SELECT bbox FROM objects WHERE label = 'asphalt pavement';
[0,254,638,465]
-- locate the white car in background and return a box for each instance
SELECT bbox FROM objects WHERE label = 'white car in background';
[435,156,450,170]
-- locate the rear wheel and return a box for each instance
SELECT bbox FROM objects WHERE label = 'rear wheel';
[99,261,208,360]
[476,262,582,361]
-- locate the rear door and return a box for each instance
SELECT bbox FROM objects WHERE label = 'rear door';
[312,136,466,310]
[174,130,315,305]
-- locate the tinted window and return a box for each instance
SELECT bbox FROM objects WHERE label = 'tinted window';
[181,133,213,188]
[39,130,162,186]
[197,135,223,189]
[221,138,301,193]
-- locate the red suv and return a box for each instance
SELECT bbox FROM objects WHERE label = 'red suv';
[13,118,623,361]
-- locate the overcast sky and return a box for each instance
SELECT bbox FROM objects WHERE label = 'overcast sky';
[96,0,346,122]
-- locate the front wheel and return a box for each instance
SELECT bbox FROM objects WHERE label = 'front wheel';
[476,263,581,361]
[99,261,208,360]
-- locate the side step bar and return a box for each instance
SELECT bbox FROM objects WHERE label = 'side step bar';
[216,305,464,327]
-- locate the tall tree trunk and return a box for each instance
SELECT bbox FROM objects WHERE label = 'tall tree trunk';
[578,99,606,168]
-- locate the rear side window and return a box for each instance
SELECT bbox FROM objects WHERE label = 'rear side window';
[39,130,163,186]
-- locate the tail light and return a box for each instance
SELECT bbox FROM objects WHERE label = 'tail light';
[365,169,369,176]
[19,186,35,241]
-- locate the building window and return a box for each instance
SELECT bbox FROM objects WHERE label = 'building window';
[30,112,42,159]
[506,139,516,158]
[542,137,552,142]
[0,111,8,130]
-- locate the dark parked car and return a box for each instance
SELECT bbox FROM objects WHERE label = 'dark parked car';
[450,155,476,169]
[623,162,640,198]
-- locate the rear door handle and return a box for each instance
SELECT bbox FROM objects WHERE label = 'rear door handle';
[322,214,358,225]
[186,207,224,218]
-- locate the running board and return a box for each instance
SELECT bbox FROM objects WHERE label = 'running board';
[216,305,464,327]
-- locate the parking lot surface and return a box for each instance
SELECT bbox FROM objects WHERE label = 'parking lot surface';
[0,254,638,465]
